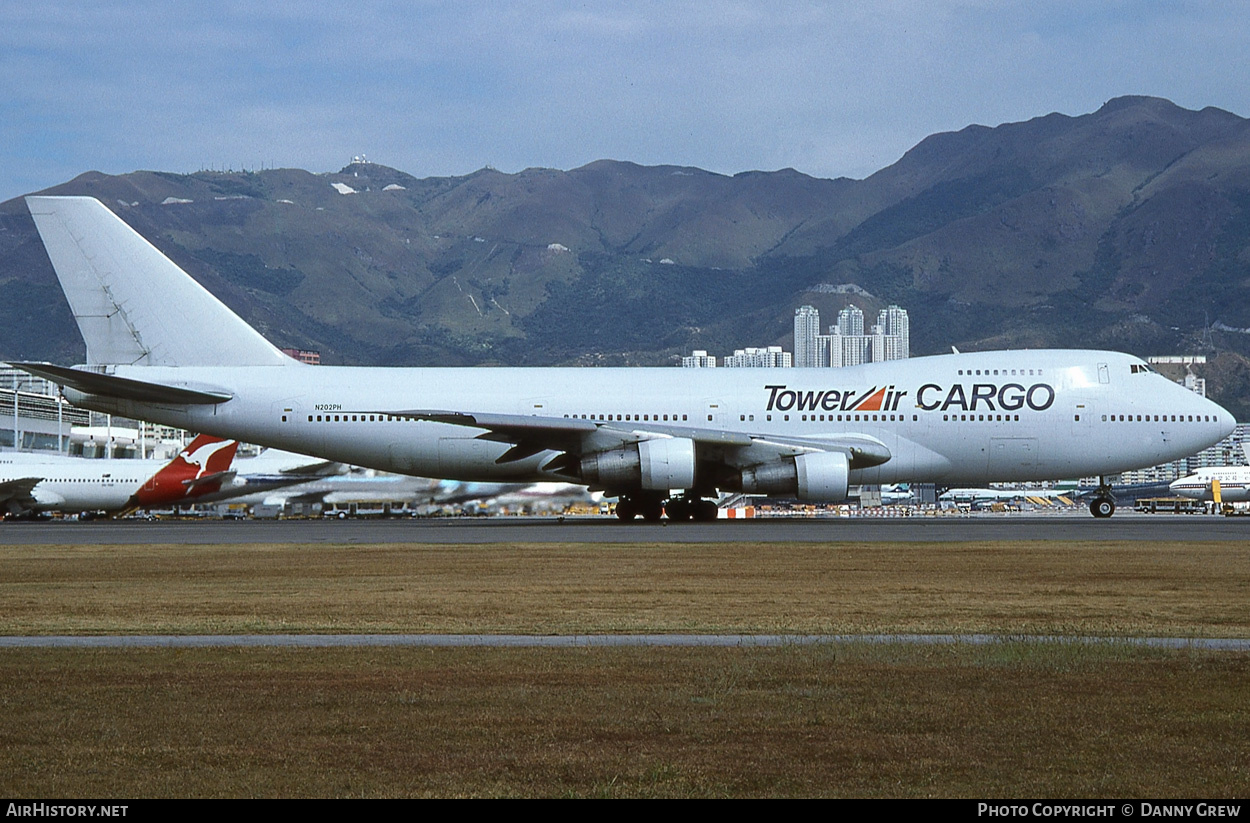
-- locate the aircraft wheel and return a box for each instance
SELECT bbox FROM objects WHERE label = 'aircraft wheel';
[640,500,664,522]
[615,500,637,521]
[693,499,719,522]
[1090,497,1115,518]
[665,498,691,521]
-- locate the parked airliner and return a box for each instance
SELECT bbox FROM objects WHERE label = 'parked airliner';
[0,435,339,518]
[0,434,235,517]
[14,196,1237,519]
[1169,446,1250,504]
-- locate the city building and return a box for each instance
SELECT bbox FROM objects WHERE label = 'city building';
[793,306,822,368]
[280,348,322,365]
[681,350,717,368]
[722,346,792,368]
[1,364,90,452]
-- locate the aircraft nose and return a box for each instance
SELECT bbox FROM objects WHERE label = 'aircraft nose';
[1204,397,1237,441]
[1218,407,1237,440]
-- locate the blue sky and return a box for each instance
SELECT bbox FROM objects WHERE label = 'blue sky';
[2,1,1248,203]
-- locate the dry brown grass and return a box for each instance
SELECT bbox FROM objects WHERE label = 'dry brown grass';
[0,644,1246,798]
[1,540,1247,797]
[0,540,1247,636]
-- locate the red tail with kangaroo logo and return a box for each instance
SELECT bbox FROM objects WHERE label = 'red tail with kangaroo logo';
[131,435,239,507]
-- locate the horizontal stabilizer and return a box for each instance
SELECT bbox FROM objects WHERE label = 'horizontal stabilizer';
[11,362,232,405]
[182,470,237,491]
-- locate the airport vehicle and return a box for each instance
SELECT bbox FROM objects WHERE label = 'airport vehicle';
[14,196,1237,520]
[1133,497,1206,514]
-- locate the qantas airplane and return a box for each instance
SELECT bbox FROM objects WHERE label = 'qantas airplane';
[0,435,340,518]
[0,434,236,517]
[12,195,1238,520]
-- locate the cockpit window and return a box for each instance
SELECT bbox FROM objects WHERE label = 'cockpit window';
[1130,364,1156,374]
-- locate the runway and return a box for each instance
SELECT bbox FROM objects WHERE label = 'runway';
[2,511,1247,544]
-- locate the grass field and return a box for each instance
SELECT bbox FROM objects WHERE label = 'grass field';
[0,540,1247,797]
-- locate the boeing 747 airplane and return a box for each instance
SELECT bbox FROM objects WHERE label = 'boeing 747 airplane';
[13,196,1237,519]
[1169,446,1250,504]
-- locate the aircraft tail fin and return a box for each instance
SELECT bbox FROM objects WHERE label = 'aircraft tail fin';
[129,435,240,508]
[26,196,293,368]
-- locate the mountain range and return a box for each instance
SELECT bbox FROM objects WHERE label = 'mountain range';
[4,95,1250,417]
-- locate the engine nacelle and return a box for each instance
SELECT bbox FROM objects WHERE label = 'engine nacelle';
[580,438,696,491]
[740,451,850,501]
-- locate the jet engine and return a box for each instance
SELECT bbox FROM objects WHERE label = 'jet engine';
[580,438,696,491]
[740,451,850,501]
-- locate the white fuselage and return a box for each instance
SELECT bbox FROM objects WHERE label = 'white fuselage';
[65,349,1235,491]
[0,454,159,513]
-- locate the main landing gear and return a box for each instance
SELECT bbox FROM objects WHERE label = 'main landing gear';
[1089,476,1116,518]
[614,492,718,522]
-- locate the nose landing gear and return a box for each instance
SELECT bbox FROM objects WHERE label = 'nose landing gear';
[1089,477,1116,518]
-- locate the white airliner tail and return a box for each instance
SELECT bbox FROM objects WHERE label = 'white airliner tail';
[25,196,293,368]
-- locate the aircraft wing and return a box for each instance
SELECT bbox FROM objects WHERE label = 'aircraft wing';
[0,477,44,516]
[392,409,891,474]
